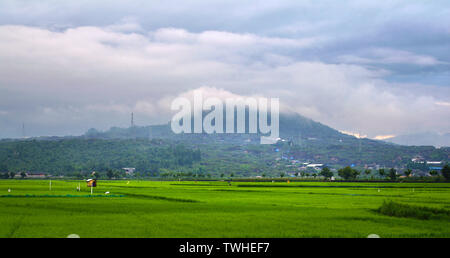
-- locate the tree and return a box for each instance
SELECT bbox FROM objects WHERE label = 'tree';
[364,169,371,177]
[378,168,386,178]
[338,166,359,180]
[113,170,124,179]
[0,163,8,173]
[73,171,83,179]
[404,169,412,177]
[319,167,333,179]
[20,172,26,179]
[388,168,397,181]
[442,164,450,181]
[106,169,114,179]
[429,170,438,176]
[8,171,16,179]
[280,172,285,178]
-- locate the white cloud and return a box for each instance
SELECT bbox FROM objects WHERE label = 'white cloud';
[374,134,396,140]
[337,48,446,66]
[0,24,448,138]
[435,101,450,107]
[106,17,143,33]
[339,130,368,139]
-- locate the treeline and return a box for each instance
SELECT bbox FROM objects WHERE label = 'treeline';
[324,165,450,181]
[261,165,450,182]
[0,138,201,176]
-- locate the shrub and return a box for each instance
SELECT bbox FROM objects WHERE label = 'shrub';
[377,200,450,220]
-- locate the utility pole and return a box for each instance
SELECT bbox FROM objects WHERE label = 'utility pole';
[358,130,362,167]
[131,112,136,140]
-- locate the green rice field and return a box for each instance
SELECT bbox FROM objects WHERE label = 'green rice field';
[0,179,449,238]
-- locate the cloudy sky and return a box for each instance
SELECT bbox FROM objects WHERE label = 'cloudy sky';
[0,0,449,139]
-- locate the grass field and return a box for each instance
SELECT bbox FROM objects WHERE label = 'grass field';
[0,179,449,238]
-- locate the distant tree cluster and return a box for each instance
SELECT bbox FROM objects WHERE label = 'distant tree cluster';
[337,166,360,180]
[319,167,333,179]
[442,164,450,181]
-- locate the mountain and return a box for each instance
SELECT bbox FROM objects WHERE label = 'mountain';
[385,132,450,147]
[1,112,448,177]
[80,112,449,169]
[84,112,353,142]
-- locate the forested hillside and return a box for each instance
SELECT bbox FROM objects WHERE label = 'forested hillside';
[0,139,201,176]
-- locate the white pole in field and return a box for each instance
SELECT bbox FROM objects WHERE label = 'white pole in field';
[91,186,93,195]
[49,180,52,191]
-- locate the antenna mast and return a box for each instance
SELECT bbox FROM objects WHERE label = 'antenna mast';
[131,112,136,140]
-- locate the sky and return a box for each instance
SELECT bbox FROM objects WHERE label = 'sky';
[0,0,449,139]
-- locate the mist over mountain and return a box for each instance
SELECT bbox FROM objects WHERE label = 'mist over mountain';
[84,112,353,142]
[385,132,450,147]
[84,112,450,148]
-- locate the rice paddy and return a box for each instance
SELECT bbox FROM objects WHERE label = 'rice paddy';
[0,180,449,238]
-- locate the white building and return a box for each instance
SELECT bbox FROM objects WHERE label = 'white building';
[122,168,136,175]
